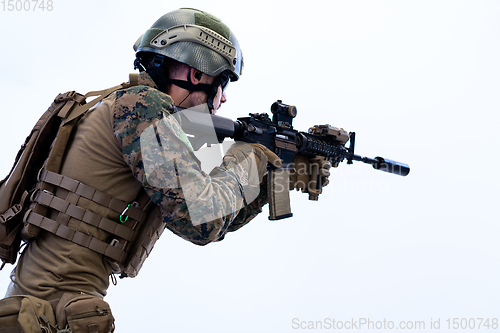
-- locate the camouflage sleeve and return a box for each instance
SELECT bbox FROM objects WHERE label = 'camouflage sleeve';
[113,85,266,245]
[225,175,268,232]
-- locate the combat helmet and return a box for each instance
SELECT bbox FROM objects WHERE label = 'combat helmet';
[134,8,243,98]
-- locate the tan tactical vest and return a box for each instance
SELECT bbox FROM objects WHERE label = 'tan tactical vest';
[3,74,165,278]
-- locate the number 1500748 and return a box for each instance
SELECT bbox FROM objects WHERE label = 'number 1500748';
[2,0,53,11]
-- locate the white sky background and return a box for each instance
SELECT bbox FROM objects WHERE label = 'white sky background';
[1,1,499,332]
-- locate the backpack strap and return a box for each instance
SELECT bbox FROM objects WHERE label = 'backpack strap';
[63,73,139,125]
[47,74,140,175]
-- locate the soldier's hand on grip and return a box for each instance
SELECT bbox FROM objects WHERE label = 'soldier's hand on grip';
[224,142,281,182]
[290,155,332,200]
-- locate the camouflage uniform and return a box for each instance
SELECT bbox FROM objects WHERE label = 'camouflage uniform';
[5,72,267,301]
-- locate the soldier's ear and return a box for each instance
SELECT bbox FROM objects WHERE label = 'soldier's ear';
[191,69,203,83]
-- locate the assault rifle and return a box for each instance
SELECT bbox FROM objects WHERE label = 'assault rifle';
[178,100,410,220]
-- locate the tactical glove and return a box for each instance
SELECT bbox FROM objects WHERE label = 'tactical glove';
[290,155,332,200]
[223,142,281,182]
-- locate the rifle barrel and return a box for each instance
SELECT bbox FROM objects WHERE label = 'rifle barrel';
[348,154,410,176]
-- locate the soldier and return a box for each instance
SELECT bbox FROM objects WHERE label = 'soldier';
[2,8,329,332]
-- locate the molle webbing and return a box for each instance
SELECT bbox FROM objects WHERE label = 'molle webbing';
[39,170,145,223]
[25,170,151,263]
[24,169,165,277]
[26,209,128,262]
[25,170,165,277]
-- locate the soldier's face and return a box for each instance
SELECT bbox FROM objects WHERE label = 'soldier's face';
[190,75,227,114]
[181,70,228,113]
[211,86,227,114]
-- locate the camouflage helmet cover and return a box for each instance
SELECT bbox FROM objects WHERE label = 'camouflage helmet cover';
[134,8,243,81]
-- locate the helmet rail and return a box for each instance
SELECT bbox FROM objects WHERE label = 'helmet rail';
[148,24,237,72]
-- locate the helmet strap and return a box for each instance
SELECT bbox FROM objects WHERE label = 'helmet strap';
[165,78,211,93]
[133,58,147,72]
[166,68,219,111]
[145,62,221,112]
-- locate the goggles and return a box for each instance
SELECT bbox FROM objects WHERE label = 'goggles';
[215,70,231,92]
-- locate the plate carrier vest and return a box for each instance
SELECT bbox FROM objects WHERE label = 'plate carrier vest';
[0,74,165,278]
